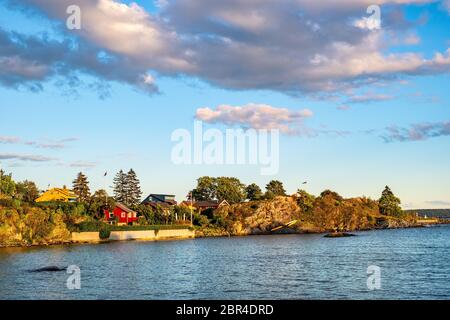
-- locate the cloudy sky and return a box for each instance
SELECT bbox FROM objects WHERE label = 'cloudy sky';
[0,0,449,209]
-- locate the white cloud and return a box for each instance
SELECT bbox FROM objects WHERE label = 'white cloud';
[353,17,381,30]
[426,200,450,206]
[337,105,351,111]
[0,56,48,79]
[0,134,77,149]
[347,92,394,103]
[383,121,450,142]
[4,0,450,95]
[404,34,421,45]
[0,136,21,144]
[69,161,97,168]
[443,0,450,13]
[0,153,55,162]
[195,103,313,134]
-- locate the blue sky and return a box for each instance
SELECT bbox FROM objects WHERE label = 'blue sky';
[0,0,449,209]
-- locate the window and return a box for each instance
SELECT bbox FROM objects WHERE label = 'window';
[121,212,125,218]
[110,213,115,218]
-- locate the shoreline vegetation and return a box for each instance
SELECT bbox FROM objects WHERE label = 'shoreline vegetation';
[0,170,448,248]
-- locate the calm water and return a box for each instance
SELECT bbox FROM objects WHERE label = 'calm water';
[0,225,449,300]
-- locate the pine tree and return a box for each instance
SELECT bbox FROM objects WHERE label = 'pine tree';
[379,186,402,217]
[126,169,142,207]
[72,172,91,202]
[113,170,127,204]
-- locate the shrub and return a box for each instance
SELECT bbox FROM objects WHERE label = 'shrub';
[77,220,104,232]
[137,216,147,225]
[0,198,14,208]
[23,208,53,243]
[193,212,210,227]
[99,225,111,239]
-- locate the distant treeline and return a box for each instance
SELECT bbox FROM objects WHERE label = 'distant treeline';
[404,209,450,218]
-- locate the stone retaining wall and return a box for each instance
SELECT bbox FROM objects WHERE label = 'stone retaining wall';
[71,228,194,243]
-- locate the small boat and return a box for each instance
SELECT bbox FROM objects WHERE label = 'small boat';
[270,226,284,232]
[285,220,298,227]
[270,220,299,232]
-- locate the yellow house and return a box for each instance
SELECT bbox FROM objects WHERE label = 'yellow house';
[35,187,77,203]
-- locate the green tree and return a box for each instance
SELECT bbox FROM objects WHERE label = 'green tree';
[173,205,192,223]
[15,180,40,203]
[0,170,16,197]
[215,177,246,204]
[125,169,142,207]
[320,189,343,201]
[113,170,127,204]
[191,176,217,201]
[134,204,156,224]
[87,189,115,219]
[295,189,315,213]
[313,190,344,231]
[191,176,246,204]
[245,183,263,201]
[72,172,91,203]
[265,180,286,198]
[378,186,402,217]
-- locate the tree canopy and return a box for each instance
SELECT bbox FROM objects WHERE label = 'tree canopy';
[113,170,127,204]
[378,186,402,217]
[113,169,142,207]
[72,172,91,203]
[191,176,246,204]
[265,180,286,198]
[0,169,16,197]
[246,183,263,201]
[15,180,40,203]
[125,169,142,207]
[295,189,315,213]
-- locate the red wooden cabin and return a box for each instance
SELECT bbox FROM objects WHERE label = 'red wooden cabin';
[104,202,138,225]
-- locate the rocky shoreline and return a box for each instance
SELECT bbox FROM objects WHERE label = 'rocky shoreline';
[194,219,446,239]
[2,194,448,248]
[1,220,447,248]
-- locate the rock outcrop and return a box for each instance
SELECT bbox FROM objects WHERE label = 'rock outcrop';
[0,205,72,247]
[212,195,415,236]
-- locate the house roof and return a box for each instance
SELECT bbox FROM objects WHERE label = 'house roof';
[35,187,77,202]
[194,200,220,208]
[115,202,136,214]
[145,193,175,200]
[145,202,173,210]
[181,200,230,208]
[142,193,177,205]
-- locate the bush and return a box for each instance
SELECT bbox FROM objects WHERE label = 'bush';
[99,225,111,239]
[0,198,17,208]
[22,208,53,243]
[193,212,210,227]
[77,220,104,232]
[137,216,147,225]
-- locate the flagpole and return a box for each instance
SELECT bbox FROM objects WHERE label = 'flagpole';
[104,172,108,206]
[190,191,193,226]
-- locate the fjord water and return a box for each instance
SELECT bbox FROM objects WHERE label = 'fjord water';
[1,225,449,300]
